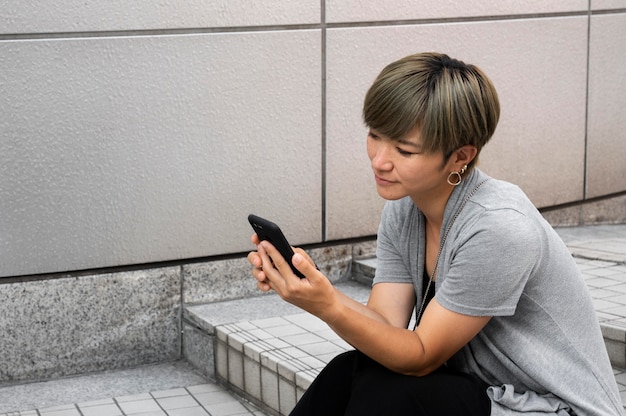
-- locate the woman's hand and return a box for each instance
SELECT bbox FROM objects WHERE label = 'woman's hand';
[247,234,341,323]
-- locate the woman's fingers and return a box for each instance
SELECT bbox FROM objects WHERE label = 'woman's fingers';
[247,251,266,281]
[293,247,316,268]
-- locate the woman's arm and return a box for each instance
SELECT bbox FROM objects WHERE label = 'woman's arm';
[329,296,491,376]
[253,240,491,376]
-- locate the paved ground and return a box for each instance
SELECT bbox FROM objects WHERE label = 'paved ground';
[2,383,266,416]
[1,223,625,416]
[0,361,267,416]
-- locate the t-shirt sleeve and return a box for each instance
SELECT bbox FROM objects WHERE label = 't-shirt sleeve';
[437,209,542,317]
[373,200,415,285]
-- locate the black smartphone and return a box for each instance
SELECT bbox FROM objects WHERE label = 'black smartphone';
[248,214,305,278]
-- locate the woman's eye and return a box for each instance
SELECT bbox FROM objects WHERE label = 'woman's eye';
[396,147,415,156]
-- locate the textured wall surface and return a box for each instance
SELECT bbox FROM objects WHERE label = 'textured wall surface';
[1,2,625,277]
[0,267,181,381]
[587,12,626,198]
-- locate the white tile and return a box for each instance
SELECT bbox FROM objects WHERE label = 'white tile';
[187,383,223,395]
[245,329,274,342]
[260,350,282,372]
[217,325,236,342]
[216,340,229,380]
[116,393,153,403]
[250,317,291,329]
[295,369,318,390]
[78,404,123,416]
[232,322,258,332]
[283,313,327,329]
[228,333,249,353]
[166,407,210,416]
[295,355,326,371]
[203,400,249,416]
[151,388,188,399]
[260,366,280,411]
[39,409,80,416]
[605,285,626,295]
[39,405,73,412]
[278,377,297,415]
[586,267,626,277]
[588,277,625,289]
[593,298,624,311]
[228,348,245,390]
[156,395,198,410]
[277,360,304,382]
[279,346,310,360]
[263,324,308,338]
[597,311,623,323]
[604,306,626,318]
[297,341,346,358]
[78,399,116,407]
[591,288,624,299]
[257,338,291,351]
[317,351,347,364]
[314,327,341,341]
[243,340,272,361]
[193,390,236,406]
[243,356,262,401]
[279,332,325,347]
[116,399,161,415]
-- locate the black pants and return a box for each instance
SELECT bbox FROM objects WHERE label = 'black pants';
[290,350,491,416]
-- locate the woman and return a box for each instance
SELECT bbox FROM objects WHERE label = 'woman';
[248,52,623,415]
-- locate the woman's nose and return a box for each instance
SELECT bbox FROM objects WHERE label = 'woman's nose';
[371,143,392,170]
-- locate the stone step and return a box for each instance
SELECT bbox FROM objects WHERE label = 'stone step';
[182,281,371,416]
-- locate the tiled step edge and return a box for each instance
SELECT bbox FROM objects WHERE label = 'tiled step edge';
[602,323,626,369]
[215,314,351,415]
[182,281,371,416]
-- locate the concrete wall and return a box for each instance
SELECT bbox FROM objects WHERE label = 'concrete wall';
[2,2,626,278]
[0,267,181,382]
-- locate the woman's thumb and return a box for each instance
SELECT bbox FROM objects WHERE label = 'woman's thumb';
[292,253,314,278]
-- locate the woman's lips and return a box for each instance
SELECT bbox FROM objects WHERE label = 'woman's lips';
[375,175,395,186]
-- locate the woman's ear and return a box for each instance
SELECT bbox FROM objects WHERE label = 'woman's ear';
[451,145,478,169]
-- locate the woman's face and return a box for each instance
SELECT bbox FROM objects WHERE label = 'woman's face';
[367,126,452,203]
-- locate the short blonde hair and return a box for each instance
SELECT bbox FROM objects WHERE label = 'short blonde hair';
[363,52,500,167]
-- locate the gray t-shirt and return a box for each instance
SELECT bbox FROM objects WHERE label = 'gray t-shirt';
[374,169,623,416]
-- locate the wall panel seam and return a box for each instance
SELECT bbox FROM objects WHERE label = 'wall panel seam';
[321,0,327,242]
[583,2,591,203]
[325,11,591,28]
[3,10,617,41]
[0,24,323,41]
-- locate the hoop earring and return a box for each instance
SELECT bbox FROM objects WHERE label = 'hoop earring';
[446,165,468,186]
[447,171,462,186]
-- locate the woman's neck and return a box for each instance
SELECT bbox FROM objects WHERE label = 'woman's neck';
[410,185,454,230]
